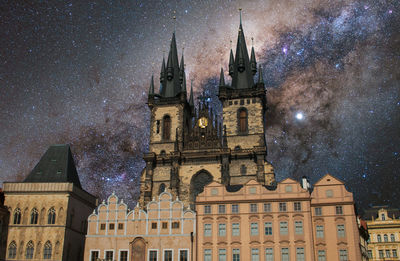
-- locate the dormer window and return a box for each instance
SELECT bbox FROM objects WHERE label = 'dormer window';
[381,213,386,221]
[162,115,171,140]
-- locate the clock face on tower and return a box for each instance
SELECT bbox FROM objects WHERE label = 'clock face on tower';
[198,117,208,128]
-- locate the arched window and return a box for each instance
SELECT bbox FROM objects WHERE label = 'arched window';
[162,115,171,140]
[377,234,382,242]
[48,208,56,224]
[30,208,38,224]
[8,241,17,259]
[381,213,386,220]
[13,208,21,224]
[237,108,248,134]
[43,241,52,259]
[391,234,395,242]
[240,165,247,176]
[384,234,388,242]
[159,183,166,195]
[25,241,34,259]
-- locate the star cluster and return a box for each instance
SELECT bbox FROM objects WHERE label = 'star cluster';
[0,0,399,210]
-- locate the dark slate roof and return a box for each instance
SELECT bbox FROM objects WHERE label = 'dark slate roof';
[24,144,82,188]
[363,206,400,220]
[225,184,243,192]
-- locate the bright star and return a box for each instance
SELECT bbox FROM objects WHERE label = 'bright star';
[295,112,304,120]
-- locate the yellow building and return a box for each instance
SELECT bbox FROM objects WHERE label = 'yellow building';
[365,206,400,260]
[3,144,97,261]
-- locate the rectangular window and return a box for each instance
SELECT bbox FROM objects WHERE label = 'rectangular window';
[100,223,106,230]
[264,222,272,235]
[263,203,271,212]
[250,203,258,213]
[233,248,240,261]
[379,250,384,258]
[339,250,348,261]
[393,250,398,258]
[251,248,259,261]
[172,222,180,229]
[232,223,240,236]
[179,250,188,261]
[105,251,114,261]
[295,221,303,234]
[279,202,287,212]
[265,248,273,261]
[162,222,168,229]
[280,221,288,235]
[164,250,173,261]
[385,250,391,258]
[296,248,305,261]
[109,223,115,230]
[204,224,212,237]
[316,225,324,238]
[232,204,239,213]
[250,222,259,236]
[204,205,211,214]
[367,250,372,259]
[315,207,322,216]
[318,250,326,261]
[218,249,226,261]
[336,206,343,215]
[294,202,302,211]
[337,224,345,237]
[281,248,289,261]
[149,250,158,261]
[91,251,99,261]
[218,205,226,214]
[218,223,226,236]
[118,223,124,230]
[120,251,128,261]
[204,249,212,261]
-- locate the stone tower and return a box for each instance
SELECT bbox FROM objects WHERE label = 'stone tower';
[139,19,275,208]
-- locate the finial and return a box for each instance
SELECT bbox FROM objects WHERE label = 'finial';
[230,40,232,49]
[251,37,254,47]
[172,10,177,32]
[239,8,242,25]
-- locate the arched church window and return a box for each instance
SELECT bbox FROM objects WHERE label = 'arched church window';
[240,165,247,175]
[25,241,34,259]
[48,208,56,224]
[30,208,38,224]
[162,115,171,140]
[43,241,52,259]
[159,183,166,195]
[13,208,21,224]
[8,241,17,259]
[238,108,248,134]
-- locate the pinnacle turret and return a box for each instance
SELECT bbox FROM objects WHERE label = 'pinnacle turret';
[219,68,225,86]
[250,46,257,75]
[189,81,194,108]
[229,49,234,76]
[149,75,154,95]
[258,65,264,84]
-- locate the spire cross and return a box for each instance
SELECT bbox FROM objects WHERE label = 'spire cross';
[239,8,242,25]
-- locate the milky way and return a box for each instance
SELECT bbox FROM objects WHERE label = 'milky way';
[1,0,399,211]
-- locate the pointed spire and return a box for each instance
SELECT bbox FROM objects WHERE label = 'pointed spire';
[160,57,166,83]
[166,49,174,80]
[149,75,154,95]
[258,65,264,84]
[250,45,257,75]
[160,32,181,97]
[189,80,194,107]
[179,51,185,83]
[219,68,225,86]
[229,49,234,76]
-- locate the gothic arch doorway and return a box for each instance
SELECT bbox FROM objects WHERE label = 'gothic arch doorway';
[190,170,213,204]
[130,237,146,261]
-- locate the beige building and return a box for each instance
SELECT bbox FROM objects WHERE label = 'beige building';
[85,190,195,261]
[3,144,97,261]
[195,174,362,261]
[0,188,9,261]
[365,206,400,260]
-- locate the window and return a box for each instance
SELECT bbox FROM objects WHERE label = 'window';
[109,223,115,230]
[318,250,326,261]
[265,248,273,261]
[385,250,391,258]
[367,250,372,259]
[159,183,166,194]
[26,241,34,259]
[172,222,180,229]
[162,115,171,140]
[218,223,226,236]
[280,221,288,235]
[381,213,386,220]
[204,205,211,214]
[118,223,124,230]
[296,248,305,261]
[249,187,256,194]
[232,223,240,236]
[379,250,384,258]
[91,250,99,261]
[264,222,272,235]
[250,222,259,236]
[263,203,271,212]
[204,224,212,237]
[13,208,21,224]
[251,248,259,261]
[204,249,212,261]
[179,250,188,261]
[339,250,348,261]
[156,120,160,133]
[316,225,324,238]
[8,241,17,259]
[164,250,173,261]
[393,249,398,258]
[232,204,239,213]
[48,207,56,224]
[295,221,303,234]
[30,208,38,224]
[281,248,289,261]
[250,203,258,213]
[285,185,292,192]
[211,188,218,195]
[294,202,301,211]
[218,205,226,214]
[238,108,248,133]
[233,248,240,261]
[100,223,106,230]
[152,222,157,229]
[337,224,345,237]
[120,250,128,261]
[391,233,395,242]
[162,222,168,229]
[149,250,158,261]
[43,241,52,259]
[105,251,114,261]
[315,207,322,216]
[326,190,333,197]
[219,249,226,261]
[279,203,287,212]
[240,165,247,175]
[335,206,343,215]
[384,234,389,242]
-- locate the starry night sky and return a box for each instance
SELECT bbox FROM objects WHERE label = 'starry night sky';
[1,0,399,212]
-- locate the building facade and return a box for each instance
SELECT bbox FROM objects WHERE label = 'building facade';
[3,145,97,261]
[195,174,363,261]
[365,206,400,260]
[0,188,10,261]
[84,190,195,261]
